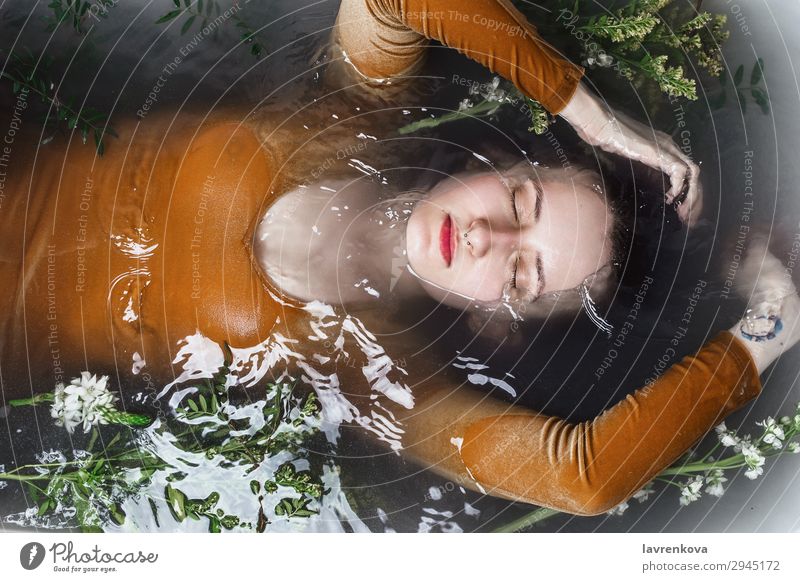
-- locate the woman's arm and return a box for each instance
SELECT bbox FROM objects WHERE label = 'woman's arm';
[334,0,584,115]
[334,0,703,226]
[560,84,703,225]
[399,331,759,516]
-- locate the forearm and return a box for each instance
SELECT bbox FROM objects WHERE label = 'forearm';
[335,0,585,114]
[457,331,760,515]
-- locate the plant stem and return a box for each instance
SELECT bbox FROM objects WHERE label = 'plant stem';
[0,71,112,148]
[493,507,561,533]
[397,100,502,135]
[9,393,55,407]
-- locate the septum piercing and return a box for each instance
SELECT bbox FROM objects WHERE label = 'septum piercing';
[464,231,471,246]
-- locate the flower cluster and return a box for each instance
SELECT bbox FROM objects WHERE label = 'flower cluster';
[607,405,800,516]
[606,480,656,516]
[584,51,614,69]
[50,372,119,434]
[588,13,659,44]
[458,76,514,112]
[678,475,703,506]
[704,469,727,498]
[456,77,550,135]
[757,417,786,449]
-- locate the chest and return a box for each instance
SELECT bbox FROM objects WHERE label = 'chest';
[253,180,385,303]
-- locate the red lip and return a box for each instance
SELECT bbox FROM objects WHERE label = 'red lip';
[440,214,453,267]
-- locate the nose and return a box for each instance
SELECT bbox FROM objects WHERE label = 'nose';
[466,218,521,258]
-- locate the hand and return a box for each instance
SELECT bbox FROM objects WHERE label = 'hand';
[731,236,800,374]
[559,83,703,226]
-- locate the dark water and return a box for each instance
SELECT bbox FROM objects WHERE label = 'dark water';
[1,0,799,533]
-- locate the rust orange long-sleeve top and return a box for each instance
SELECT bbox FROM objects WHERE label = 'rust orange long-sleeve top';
[335,0,585,114]
[0,0,761,517]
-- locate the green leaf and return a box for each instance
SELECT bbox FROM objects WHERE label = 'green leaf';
[220,515,240,529]
[109,504,126,525]
[208,516,221,533]
[752,88,770,114]
[107,432,121,449]
[198,491,220,513]
[751,57,764,85]
[737,90,747,113]
[181,14,196,35]
[156,10,182,23]
[733,64,744,86]
[165,484,188,522]
[250,480,261,495]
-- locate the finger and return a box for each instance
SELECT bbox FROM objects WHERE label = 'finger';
[666,164,688,203]
[677,173,703,226]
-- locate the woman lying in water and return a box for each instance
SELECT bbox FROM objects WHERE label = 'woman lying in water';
[2,0,799,516]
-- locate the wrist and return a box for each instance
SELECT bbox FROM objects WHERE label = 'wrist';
[558,82,612,140]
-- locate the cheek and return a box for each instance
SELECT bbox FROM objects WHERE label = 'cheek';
[449,261,504,302]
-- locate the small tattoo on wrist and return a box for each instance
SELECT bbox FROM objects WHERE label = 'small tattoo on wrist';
[740,315,783,342]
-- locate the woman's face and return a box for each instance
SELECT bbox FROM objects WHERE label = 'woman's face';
[404,163,615,309]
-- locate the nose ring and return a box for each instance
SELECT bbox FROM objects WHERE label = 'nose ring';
[463,231,471,246]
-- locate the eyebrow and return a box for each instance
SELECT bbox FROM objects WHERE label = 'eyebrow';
[532,176,543,222]
[534,253,545,298]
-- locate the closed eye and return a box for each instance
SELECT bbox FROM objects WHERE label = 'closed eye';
[508,186,519,223]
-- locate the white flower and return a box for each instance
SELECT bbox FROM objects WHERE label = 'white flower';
[715,422,740,447]
[679,475,704,506]
[741,442,766,470]
[597,52,614,67]
[745,465,764,480]
[50,372,117,434]
[787,442,800,453]
[632,481,656,503]
[757,417,785,450]
[458,98,473,112]
[704,469,728,498]
[606,500,629,516]
[480,77,507,102]
[733,434,752,453]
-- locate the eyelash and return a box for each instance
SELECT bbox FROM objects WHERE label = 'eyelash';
[508,187,519,288]
[508,187,519,223]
